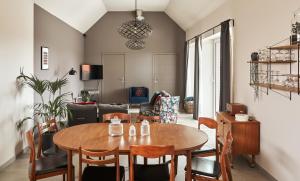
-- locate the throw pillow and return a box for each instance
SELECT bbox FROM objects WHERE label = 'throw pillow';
[153,95,162,115]
[135,88,144,97]
[150,91,160,105]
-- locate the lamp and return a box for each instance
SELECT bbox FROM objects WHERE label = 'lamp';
[60,68,77,99]
[62,68,77,79]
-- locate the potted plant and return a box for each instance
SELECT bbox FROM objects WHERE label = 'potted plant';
[16,68,71,149]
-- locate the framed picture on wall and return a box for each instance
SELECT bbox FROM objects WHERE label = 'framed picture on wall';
[41,46,49,70]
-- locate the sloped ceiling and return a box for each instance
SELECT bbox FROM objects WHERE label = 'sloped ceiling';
[34,0,227,33]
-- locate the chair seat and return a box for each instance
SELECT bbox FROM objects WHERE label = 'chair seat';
[134,163,170,181]
[190,157,221,179]
[43,146,67,157]
[82,166,125,181]
[192,145,216,156]
[30,155,68,175]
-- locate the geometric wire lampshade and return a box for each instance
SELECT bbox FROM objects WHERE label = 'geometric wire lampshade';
[118,20,152,40]
[125,39,145,50]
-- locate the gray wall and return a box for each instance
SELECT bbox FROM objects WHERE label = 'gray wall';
[84,12,186,98]
[34,5,84,102]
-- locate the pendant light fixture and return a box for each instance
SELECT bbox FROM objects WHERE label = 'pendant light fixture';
[118,0,152,50]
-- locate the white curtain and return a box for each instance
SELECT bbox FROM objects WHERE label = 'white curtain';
[185,40,195,98]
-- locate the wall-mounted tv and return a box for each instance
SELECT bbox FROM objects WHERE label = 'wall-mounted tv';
[80,64,103,80]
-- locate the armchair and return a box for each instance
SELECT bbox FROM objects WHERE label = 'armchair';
[129,87,149,104]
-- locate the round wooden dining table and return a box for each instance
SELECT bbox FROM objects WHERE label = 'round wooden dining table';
[53,123,208,181]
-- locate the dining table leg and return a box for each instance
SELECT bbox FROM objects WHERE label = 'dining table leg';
[185,150,192,181]
[67,150,73,181]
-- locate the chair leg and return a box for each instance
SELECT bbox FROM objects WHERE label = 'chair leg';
[174,155,178,175]
[144,157,148,165]
[63,174,65,181]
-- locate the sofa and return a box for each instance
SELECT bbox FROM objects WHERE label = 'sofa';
[67,103,129,126]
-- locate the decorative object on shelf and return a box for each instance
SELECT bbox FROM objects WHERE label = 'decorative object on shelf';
[251,52,259,61]
[291,8,300,44]
[140,120,150,136]
[109,117,123,136]
[80,90,91,102]
[41,46,49,70]
[235,114,249,122]
[118,0,152,50]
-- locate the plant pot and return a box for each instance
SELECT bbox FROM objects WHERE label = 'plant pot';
[41,131,55,151]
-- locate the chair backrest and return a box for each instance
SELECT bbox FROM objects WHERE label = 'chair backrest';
[220,131,233,181]
[198,117,218,130]
[79,147,121,181]
[198,117,219,161]
[37,119,58,158]
[129,145,175,181]
[137,115,161,123]
[130,87,149,97]
[103,113,131,123]
[26,130,36,179]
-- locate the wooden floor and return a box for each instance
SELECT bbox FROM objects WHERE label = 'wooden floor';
[0,113,274,181]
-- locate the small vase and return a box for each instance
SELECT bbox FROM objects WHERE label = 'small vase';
[141,120,150,136]
[129,124,136,136]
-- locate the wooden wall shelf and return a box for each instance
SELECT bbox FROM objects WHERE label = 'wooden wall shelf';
[249,41,300,99]
[250,83,299,93]
[247,60,297,64]
[269,44,300,50]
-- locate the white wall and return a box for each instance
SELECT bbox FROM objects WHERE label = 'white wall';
[187,0,300,180]
[0,0,34,167]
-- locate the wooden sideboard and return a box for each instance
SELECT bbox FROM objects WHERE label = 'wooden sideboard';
[216,112,260,167]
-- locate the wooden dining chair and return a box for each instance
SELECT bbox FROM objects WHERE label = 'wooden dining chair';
[102,113,131,123]
[189,131,233,181]
[78,147,125,181]
[37,120,66,158]
[26,130,71,181]
[129,145,175,181]
[137,115,161,123]
[193,117,219,162]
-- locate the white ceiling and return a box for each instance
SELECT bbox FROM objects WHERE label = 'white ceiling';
[103,0,170,12]
[34,0,227,33]
[165,0,227,31]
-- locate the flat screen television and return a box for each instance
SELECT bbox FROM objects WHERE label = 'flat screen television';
[80,64,103,80]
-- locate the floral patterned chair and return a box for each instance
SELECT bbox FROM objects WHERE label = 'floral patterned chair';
[158,96,180,123]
